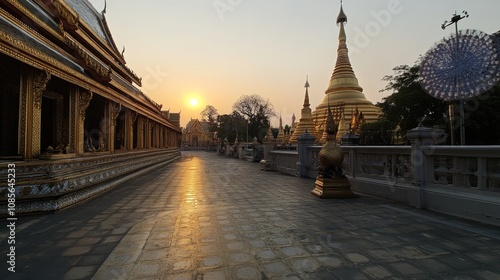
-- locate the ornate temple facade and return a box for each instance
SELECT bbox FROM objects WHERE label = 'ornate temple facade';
[312,4,382,141]
[0,0,181,213]
[182,119,213,148]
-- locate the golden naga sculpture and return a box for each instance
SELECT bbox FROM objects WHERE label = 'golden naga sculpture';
[312,104,357,198]
[317,106,344,178]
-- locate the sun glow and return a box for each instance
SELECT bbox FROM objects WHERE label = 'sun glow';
[189,98,198,107]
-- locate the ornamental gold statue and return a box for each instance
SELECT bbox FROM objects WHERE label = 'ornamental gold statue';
[312,105,357,198]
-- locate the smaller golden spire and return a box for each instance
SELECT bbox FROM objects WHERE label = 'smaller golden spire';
[304,75,310,107]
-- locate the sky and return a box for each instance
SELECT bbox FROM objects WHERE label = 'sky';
[88,0,500,128]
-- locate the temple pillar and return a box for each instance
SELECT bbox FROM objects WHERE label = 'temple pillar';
[21,69,51,160]
[138,116,144,149]
[76,90,93,155]
[159,127,164,148]
[145,119,151,149]
[128,111,137,150]
[109,102,121,153]
[100,101,110,152]
[68,86,77,154]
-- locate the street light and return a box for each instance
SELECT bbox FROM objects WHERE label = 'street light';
[441,11,468,145]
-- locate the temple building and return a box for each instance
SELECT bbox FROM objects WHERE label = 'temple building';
[290,77,317,144]
[312,4,382,141]
[0,0,181,213]
[182,118,213,148]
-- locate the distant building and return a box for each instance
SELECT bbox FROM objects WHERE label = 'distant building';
[182,119,212,148]
[162,110,181,128]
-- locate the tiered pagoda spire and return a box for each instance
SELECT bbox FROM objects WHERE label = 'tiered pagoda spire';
[290,77,318,144]
[277,114,285,143]
[312,2,381,141]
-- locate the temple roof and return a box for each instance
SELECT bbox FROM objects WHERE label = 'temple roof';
[0,14,85,74]
[0,0,180,132]
[64,0,120,54]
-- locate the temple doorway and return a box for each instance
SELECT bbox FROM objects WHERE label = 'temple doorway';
[40,96,56,152]
[0,55,20,157]
[192,136,199,147]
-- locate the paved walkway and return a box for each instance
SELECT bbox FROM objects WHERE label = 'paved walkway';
[2,151,500,280]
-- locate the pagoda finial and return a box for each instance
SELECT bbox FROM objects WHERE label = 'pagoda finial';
[303,76,310,107]
[337,0,348,25]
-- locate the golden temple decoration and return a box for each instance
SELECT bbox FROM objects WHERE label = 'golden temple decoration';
[33,70,51,110]
[65,35,112,81]
[312,104,357,198]
[350,104,365,134]
[78,90,93,121]
[51,0,79,31]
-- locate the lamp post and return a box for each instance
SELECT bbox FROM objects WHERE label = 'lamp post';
[441,11,468,145]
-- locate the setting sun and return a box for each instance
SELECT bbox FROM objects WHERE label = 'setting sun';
[189,98,198,107]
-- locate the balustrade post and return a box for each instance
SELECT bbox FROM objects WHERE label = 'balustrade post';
[297,132,316,178]
[476,157,487,189]
[406,124,447,208]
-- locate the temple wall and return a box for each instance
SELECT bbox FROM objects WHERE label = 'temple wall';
[0,149,180,214]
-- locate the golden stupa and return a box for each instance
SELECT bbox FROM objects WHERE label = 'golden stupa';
[312,4,381,142]
[289,77,318,144]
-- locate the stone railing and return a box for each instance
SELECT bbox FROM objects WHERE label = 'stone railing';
[263,130,500,226]
[268,150,298,176]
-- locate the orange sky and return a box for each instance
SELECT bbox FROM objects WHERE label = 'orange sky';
[89,0,500,128]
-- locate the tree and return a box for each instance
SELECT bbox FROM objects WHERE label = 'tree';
[232,94,277,142]
[359,120,393,145]
[378,64,448,136]
[216,111,247,143]
[379,63,500,144]
[201,105,218,132]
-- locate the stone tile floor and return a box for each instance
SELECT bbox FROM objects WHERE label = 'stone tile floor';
[2,151,500,279]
